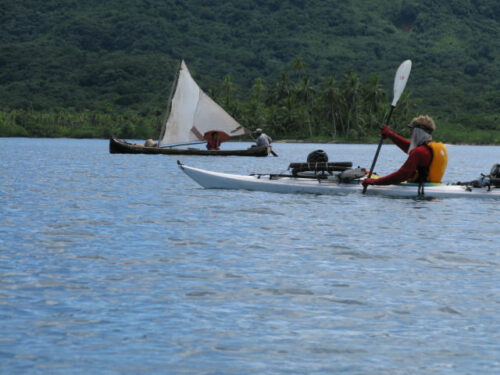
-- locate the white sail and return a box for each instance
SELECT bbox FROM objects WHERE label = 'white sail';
[159,61,249,147]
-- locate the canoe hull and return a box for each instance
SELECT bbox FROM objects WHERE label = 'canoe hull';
[178,163,500,199]
[109,138,271,157]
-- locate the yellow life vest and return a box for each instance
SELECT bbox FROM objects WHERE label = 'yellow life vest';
[408,141,448,183]
[427,141,448,182]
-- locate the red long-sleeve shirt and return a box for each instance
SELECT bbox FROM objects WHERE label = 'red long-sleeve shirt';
[372,129,432,185]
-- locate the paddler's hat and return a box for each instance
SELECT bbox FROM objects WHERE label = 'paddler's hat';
[408,115,435,134]
[254,128,263,134]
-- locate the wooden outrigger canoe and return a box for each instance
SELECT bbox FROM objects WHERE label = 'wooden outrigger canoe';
[109,138,271,156]
[109,60,273,157]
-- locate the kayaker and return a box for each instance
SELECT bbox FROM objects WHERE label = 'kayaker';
[362,115,448,188]
[255,128,272,147]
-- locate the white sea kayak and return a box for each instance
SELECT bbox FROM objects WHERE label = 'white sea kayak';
[177,162,500,199]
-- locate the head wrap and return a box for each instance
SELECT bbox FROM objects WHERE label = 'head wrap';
[408,127,432,153]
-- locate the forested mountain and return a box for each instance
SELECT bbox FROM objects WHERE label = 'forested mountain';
[0,0,499,142]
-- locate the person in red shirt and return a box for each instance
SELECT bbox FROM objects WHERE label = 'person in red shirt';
[206,131,221,150]
[363,115,446,187]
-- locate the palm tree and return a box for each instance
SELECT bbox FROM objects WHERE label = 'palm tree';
[340,71,360,137]
[245,78,267,130]
[267,72,291,105]
[291,55,307,79]
[362,73,386,130]
[219,74,243,121]
[221,74,235,109]
[296,76,315,137]
[320,76,341,139]
[280,96,303,138]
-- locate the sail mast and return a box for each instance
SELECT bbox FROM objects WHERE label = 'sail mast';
[158,60,182,146]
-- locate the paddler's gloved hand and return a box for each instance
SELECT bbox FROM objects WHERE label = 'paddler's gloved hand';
[362,178,376,187]
[380,125,391,138]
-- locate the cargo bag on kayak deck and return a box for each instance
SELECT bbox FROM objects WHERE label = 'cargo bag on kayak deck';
[490,164,500,187]
[307,149,329,163]
[289,150,354,177]
[455,164,500,188]
[289,162,353,176]
[339,167,368,183]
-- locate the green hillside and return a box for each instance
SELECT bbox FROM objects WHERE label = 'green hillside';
[0,0,499,142]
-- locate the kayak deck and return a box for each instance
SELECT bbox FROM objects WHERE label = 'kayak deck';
[177,162,500,199]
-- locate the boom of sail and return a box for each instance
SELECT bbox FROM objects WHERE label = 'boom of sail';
[158,60,250,147]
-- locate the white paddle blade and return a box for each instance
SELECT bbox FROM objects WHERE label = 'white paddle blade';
[391,59,412,106]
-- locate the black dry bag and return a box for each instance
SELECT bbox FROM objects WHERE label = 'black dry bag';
[490,164,500,178]
[307,149,328,163]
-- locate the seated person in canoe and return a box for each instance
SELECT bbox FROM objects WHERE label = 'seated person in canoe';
[205,131,221,150]
[254,128,272,147]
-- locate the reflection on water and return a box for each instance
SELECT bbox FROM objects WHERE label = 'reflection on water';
[1,139,499,374]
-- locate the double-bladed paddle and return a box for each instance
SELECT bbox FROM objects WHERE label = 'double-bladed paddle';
[363,59,412,194]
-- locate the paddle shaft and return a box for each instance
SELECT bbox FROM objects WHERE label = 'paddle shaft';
[362,105,395,193]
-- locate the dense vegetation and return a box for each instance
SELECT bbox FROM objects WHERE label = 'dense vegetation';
[0,0,499,143]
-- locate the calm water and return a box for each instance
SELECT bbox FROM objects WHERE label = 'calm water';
[1,138,499,374]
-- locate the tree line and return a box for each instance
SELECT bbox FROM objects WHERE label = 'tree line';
[2,55,499,144]
[0,57,417,142]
